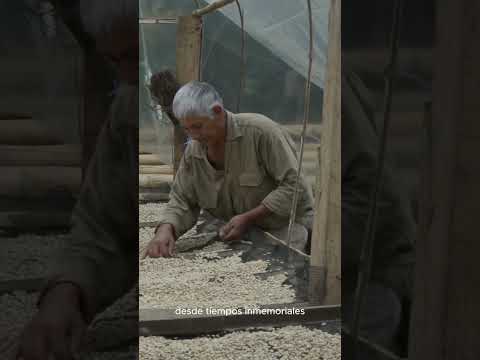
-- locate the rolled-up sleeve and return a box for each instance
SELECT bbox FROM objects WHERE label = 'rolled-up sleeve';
[259,129,307,218]
[156,155,200,238]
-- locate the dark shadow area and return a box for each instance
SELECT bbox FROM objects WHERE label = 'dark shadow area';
[1,1,138,359]
[342,0,435,359]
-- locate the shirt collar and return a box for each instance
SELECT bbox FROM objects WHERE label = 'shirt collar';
[225,111,243,141]
[190,111,243,159]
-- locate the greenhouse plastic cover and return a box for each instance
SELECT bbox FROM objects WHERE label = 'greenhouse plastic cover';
[139,0,328,164]
[203,0,330,88]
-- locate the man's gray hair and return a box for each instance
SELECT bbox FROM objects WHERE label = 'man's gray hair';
[80,0,138,37]
[172,81,224,120]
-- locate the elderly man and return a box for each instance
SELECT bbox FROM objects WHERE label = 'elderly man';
[18,1,138,359]
[144,81,315,258]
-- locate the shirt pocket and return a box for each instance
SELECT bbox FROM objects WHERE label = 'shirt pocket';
[196,190,217,210]
[236,168,271,212]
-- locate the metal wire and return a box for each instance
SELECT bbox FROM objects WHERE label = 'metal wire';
[350,1,404,358]
[235,0,246,112]
[286,0,314,261]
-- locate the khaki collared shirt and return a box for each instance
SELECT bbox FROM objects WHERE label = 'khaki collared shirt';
[158,112,315,238]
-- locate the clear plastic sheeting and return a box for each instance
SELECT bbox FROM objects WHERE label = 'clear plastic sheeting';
[139,18,176,163]
[200,8,324,129]
[203,0,329,88]
[138,0,329,187]
[140,0,198,17]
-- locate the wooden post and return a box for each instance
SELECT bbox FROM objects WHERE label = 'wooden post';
[309,0,341,305]
[174,16,202,175]
[409,1,480,359]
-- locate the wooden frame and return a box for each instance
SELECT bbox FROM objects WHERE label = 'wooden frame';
[139,303,340,337]
[309,0,341,305]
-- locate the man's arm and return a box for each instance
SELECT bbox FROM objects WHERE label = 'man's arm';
[221,126,310,241]
[144,152,200,257]
[220,204,271,241]
[259,127,311,218]
[154,153,200,239]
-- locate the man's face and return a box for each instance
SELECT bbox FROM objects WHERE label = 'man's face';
[180,111,223,144]
[96,28,139,85]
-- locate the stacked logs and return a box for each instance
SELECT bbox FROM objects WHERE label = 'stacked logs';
[0,114,81,230]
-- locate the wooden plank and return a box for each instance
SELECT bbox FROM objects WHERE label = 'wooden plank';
[0,113,32,120]
[139,154,166,165]
[309,0,341,305]
[0,119,63,145]
[139,192,170,203]
[0,166,81,197]
[139,165,173,175]
[0,195,76,212]
[139,304,340,337]
[0,211,72,229]
[174,16,202,175]
[0,144,81,166]
[0,277,45,294]
[139,174,173,189]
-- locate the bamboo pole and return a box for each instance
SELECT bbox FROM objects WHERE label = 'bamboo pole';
[309,0,341,305]
[234,0,245,112]
[174,16,202,175]
[192,0,235,17]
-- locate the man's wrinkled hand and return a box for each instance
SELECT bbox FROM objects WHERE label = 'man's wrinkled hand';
[143,224,176,258]
[17,283,86,360]
[219,214,251,241]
